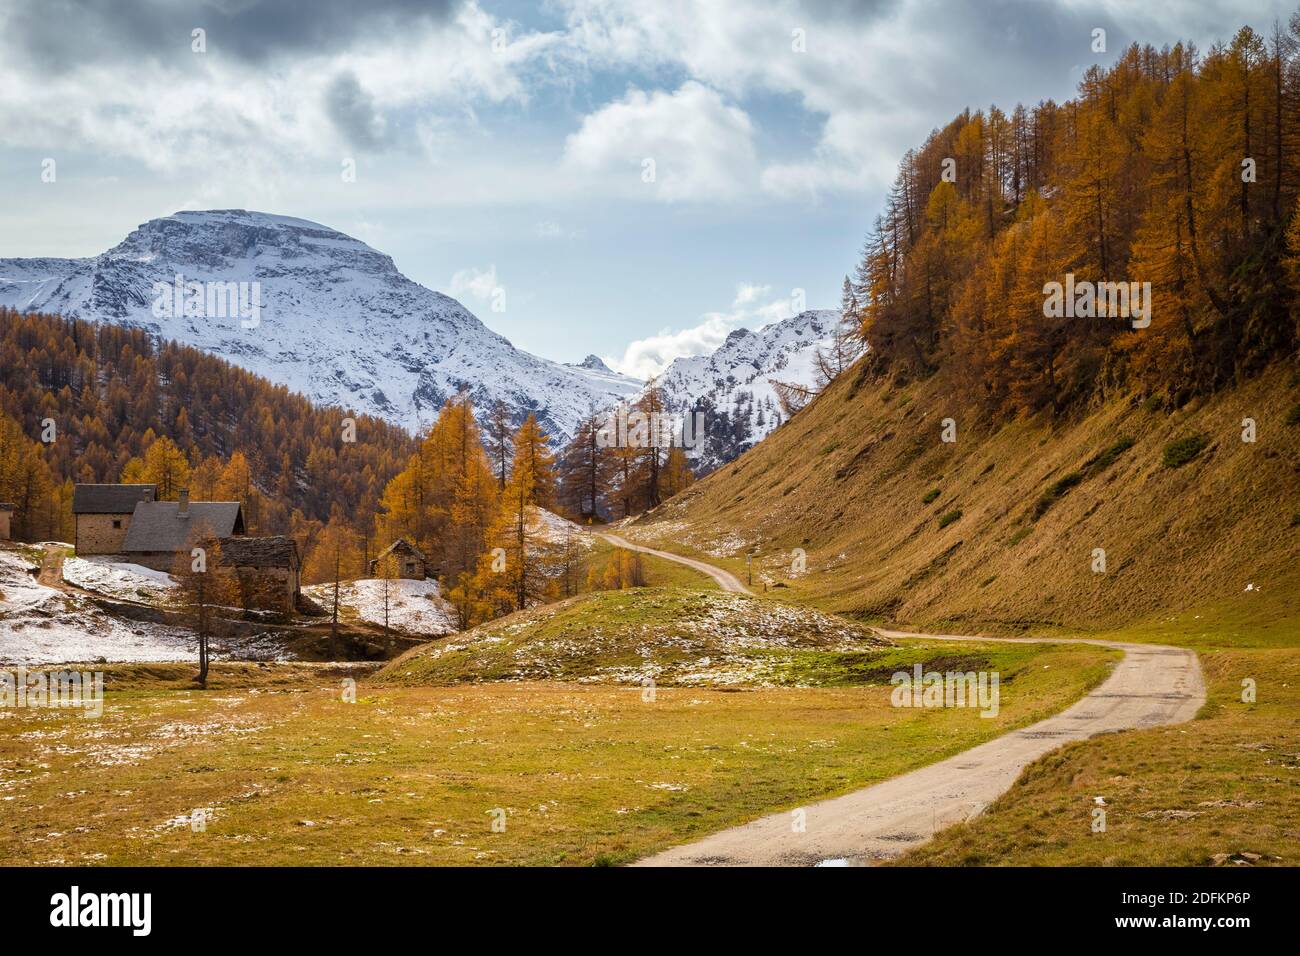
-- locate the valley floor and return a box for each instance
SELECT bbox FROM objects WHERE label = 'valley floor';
[0,642,1112,866]
[3,512,1292,866]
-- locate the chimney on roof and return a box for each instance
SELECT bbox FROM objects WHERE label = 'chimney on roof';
[178,488,190,517]
[145,487,155,501]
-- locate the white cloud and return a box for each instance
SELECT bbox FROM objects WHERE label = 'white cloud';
[534,219,582,240]
[563,81,758,202]
[0,2,556,178]
[449,264,500,302]
[731,282,769,307]
[606,282,798,379]
[556,0,908,197]
[2,0,1272,216]
[555,0,1286,200]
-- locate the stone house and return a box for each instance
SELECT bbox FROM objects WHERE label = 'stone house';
[0,503,12,541]
[71,484,157,555]
[214,534,302,616]
[68,484,301,616]
[119,489,246,571]
[368,538,427,580]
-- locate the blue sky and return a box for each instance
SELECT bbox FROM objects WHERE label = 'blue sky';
[0,0,1285,375]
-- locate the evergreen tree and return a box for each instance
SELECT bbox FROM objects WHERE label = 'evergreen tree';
[557,407,614,520]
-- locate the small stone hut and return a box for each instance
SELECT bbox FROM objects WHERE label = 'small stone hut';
[368,538,427,580]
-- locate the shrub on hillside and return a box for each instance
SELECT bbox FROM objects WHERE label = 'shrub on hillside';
[1286,403,1300,426]
[1085,436,1136,475]
[938,509,962,529]
[1162,434,1210,468]
[922,488,940,504]
[1033,471,1084,519]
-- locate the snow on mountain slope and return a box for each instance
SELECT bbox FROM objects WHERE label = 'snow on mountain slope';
[653,309,842,472]
[0,210,641,442]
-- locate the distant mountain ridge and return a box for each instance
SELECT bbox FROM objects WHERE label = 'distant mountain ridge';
[0,210,641,443]
[653,308,842,472]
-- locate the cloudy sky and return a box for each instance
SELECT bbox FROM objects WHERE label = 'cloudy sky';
[0,0,1285,376]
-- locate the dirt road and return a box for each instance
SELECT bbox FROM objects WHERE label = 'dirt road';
[36,544,67,588]
[596,532,752,594]
[599,536,1205,867]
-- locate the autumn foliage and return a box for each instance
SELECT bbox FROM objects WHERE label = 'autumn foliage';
[0,308,412,543]
[854,23,1300,414]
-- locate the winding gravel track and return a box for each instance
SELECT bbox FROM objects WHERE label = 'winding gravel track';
[597,535,1205,867]
[596,532,752,594]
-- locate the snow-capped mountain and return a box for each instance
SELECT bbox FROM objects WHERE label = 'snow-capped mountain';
[654,309,843,473]
[0,210,641,442]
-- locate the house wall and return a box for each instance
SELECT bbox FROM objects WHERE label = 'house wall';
[125,551,181,573]
[119,551,298,614]
[229,566,297,615]
[370,555,426,580]
[75,513,133,555]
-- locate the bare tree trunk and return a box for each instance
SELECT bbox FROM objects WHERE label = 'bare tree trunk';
[382,570,391,652]
[330,546,340,659]
[196,576,209,689]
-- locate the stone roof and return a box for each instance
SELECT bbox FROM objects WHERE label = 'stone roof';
[375,538,426,562]
[72,483,156,514]
[217,535,299,570]
[121,500,245,553]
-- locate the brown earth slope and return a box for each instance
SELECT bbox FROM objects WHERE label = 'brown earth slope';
[629,364,1300,633]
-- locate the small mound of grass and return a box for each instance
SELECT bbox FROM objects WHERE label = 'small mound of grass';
[922,488,940,504]
[1083,436,1135,475]
[1034,438,1136,521]
[373,587,890,688]
[937,509,962,529]
[1162,433,1209,468]
[1033,471,1084,520]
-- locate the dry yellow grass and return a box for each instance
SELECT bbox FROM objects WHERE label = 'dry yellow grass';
[614,362,1299,866]
[0,642,1113,866]
[895,646,1300,866]
[627,364,1300,635]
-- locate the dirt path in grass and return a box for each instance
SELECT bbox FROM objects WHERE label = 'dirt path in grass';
[36,544,67,588]
[611,534,1205,867]
[597,532,752,594]
[638,629,1204,866]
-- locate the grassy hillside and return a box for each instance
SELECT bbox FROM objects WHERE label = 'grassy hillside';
[582,536,719,590]
[374,587,892,687]
[629,363,1300,637]
[620,362,1299,866]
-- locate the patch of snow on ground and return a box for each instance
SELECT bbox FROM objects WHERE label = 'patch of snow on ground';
[528,507,594,547]
[303,578,457,636]
[0,548,47,613]
[0,547,282,665]
[62,557,176,603]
